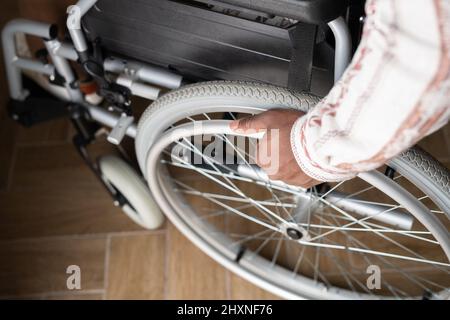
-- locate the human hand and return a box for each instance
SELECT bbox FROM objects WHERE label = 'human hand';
[230,109,320,189]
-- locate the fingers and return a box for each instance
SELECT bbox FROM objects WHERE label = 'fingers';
[230,113,270,133]
[229,108,318,189]
[283,177,320,189]
[269,171,319,189]
[229,109,305,133]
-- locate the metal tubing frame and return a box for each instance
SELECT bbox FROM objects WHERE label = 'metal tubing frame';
[2,19,56,100]
[88,105,137,138]
[66,0,98,53]
[53,41,79,61]
[6,13,440,273]
[116,75,161,101]
[13,57,54,76]
[45,39,84,103]
[359,170,450,260]
[1,17,180,139]
[2,12,353,140]
[1,17,141,140]
[328,16,352,83]
[104,58,183,90]
[35,42,182,92]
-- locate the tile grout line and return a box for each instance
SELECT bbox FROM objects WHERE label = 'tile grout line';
[103,234,112,300]
[44,120,51,142]
[225,270,231,300]
[41,289,106,300]
[66,118,73,143]
[43,289,106,299]
[14,139,74,149]
[164,225,170,300]
[0,228,167,245]
[5,140,18,192]
[0,289,106,300]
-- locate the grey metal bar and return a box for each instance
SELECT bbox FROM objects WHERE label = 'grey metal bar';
[44,45,182,92]
[237,164,413,230]
[325,191,414,230]
[13,58,54,76]
[107,113,135,145]
[2,19,56,100]
[104,57,183,90]
[88,105,137,139]
[76,0,99,15]
[54,42,79,61]
[359,170,450,260]
[328,17,352,83]
[66,0,98,53]
[116,75,161,101]
[45,39,84,102]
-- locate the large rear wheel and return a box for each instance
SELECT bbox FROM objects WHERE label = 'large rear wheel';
[136,81,450,299]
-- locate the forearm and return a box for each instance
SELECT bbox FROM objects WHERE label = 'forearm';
[291,0,450,182]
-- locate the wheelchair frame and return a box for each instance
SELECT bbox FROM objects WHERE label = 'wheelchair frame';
[1,0,352,224]
[4,1,450,300]
[2,0,351,144]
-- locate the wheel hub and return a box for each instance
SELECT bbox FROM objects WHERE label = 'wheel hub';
[286,228,303,240]
[280,222,311,241]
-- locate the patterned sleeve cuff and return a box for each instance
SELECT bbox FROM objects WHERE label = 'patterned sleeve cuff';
[290,117,356,182]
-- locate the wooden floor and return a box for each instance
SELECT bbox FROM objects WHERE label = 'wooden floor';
[0,2,449,300]
[0,120,282,299]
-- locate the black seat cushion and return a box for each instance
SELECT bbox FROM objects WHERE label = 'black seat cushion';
[84,0,326,90]
[212,0,348,24]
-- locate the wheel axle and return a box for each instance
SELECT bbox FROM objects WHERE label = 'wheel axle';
[286,228,303,240]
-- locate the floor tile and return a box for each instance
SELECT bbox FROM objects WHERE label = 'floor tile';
[166,223,228,299]
[106,233,165,299]
[40,290,104,300]
[10,140,112,192]
[0,236,106,297]
[230,273,280,300]
[1,0,449,299]
[0,142,143,240]
[14,119,70,146]
[0,108,16,191]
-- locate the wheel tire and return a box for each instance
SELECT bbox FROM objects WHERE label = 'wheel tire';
[136,81,450,218]
[98,155,164,229]
[136,81,450,299]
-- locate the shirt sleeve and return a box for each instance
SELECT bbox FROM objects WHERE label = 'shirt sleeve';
[291,0,450,182]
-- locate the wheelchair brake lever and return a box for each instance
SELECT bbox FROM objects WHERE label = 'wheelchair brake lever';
[107,112,135,145]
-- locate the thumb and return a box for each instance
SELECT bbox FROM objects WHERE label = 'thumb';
[229,114,268,133]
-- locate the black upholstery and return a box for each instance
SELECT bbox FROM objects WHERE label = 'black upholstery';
[84,0,326,91]
[211,0,349,24]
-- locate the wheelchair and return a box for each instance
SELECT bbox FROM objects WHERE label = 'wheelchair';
[2,0,449,299]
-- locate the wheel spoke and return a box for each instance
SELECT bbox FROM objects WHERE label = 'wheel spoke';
[172,139,289,225]
[216,131,297,222]
[317,213,414,297]
[173,179,279,231]
[310,196,438,245]
[151,110,450,298]
[315,214,447,292]
[178,189,297,208]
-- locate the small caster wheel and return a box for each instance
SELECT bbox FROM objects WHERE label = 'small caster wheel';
[98,155,164,229]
